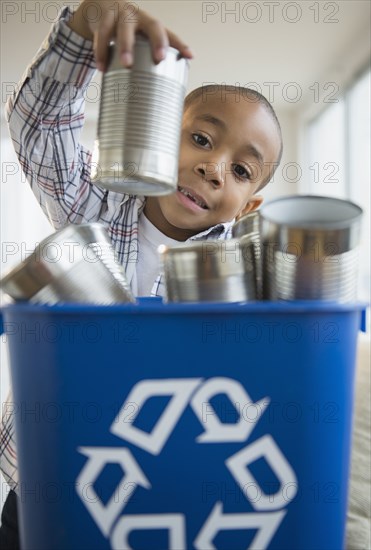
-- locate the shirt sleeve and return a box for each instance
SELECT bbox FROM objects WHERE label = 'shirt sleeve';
[4,6,108,229]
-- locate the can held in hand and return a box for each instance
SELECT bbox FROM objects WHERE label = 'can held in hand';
[91,37,189,196]
[0,224,135,305]
[260,195,363,301]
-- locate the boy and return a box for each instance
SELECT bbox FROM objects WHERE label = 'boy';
[0,0,282,545]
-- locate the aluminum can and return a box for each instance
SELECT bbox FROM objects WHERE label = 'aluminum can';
[232,211,260,241]
[232,211,262,297]
[159,239,259,303]
[91,37,189,196]
[0,224,135,304]
[260,195,363,301]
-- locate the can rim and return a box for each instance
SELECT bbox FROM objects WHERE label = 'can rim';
[109,35,189,63]
[260,194,363,230]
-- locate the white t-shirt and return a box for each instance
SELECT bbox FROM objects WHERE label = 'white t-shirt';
[137,213,181,296]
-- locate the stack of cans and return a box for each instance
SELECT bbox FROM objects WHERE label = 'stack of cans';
[161,196,363,303]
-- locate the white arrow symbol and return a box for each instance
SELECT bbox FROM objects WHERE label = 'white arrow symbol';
[193,502,286,550]
[110,514,186,550]
[111,378,203,454]
[191,377,269,442]
[226,435,298,510]
[76,447,150,537]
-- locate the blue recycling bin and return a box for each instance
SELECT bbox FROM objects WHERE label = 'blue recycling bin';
[0,299,366,550]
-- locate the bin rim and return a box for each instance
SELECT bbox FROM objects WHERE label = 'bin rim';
[0,299,368,316]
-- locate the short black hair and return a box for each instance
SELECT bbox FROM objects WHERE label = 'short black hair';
[184,84,283,188]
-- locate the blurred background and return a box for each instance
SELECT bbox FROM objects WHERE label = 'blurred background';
[0,0,370,508]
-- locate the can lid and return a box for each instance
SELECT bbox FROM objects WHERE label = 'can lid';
[261,195,363,229]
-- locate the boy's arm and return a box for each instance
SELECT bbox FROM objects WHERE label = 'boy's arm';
[5,6,103,229]
[4,1,193,230]
[5,6,100,229]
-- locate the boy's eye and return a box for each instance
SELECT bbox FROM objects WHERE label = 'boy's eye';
[192,133,211,147]
[233,164,251,180]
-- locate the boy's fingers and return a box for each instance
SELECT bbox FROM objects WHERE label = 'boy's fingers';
[93,10,116,71]
[166,29,194,59]
[91,2,193,70]
[113,14,168,67]
[134,20,193,63]
[136,17,170,63]
[116,21,136,67]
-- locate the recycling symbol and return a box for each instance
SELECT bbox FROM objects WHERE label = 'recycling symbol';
[76,377,298,549]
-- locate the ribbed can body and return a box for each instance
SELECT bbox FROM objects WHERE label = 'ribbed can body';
[91,38,189,196]
[232,212,262,298]
[160,239,259,302]
[260,195,363,302]
[0,224,135,304]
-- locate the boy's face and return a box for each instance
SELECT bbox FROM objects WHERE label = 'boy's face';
[144,94,281,241]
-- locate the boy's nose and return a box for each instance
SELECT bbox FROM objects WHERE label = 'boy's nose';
[195,162,225,188]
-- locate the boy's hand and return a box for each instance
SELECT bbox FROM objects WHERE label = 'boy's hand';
[67,0,193,71]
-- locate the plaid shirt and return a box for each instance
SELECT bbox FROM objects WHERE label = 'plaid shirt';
[1,7,233,492]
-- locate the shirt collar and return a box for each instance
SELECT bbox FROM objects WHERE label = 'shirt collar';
[117,193,146,212]
[187,221,234,241]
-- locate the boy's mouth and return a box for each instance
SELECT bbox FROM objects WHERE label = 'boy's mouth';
[177,186,209,210]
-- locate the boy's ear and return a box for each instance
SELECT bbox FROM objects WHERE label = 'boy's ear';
[237,195,264,220]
